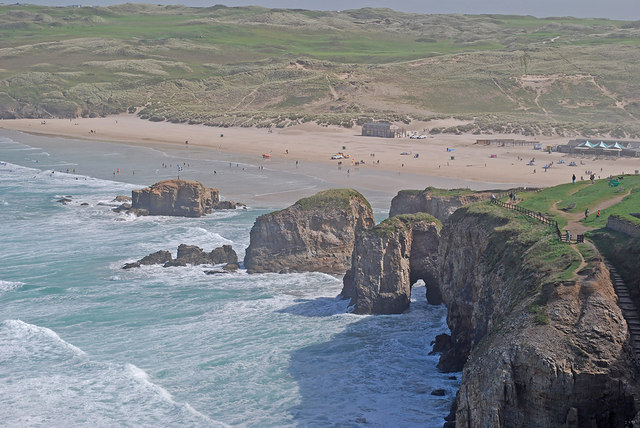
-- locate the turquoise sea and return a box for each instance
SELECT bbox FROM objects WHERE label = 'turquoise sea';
[0,131,459,427]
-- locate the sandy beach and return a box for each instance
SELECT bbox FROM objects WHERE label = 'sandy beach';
[1,114,638,206]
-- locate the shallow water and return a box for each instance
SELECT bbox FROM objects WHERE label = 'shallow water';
[0,133,458,427]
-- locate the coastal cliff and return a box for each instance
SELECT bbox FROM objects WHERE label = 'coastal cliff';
[130,179,219,217]
[341,213,441,314]
[389,187,492,221]
[244,189,375,274]
[438,203,639,426]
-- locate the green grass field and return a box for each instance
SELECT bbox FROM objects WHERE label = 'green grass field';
[516,175,640,226]
[488,175,640,286]
[1,4,640,134]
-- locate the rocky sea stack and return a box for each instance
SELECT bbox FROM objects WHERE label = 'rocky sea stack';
[341,213,441,314]
[389,187,493,221]
[244,189,375,274]
[129,179,219,217]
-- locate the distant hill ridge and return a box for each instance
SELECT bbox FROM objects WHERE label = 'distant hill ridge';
[1,4,639,137]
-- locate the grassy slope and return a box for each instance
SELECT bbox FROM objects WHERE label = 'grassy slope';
[517,175,640,228]
[1,4,640,135]
[488,175,640,290]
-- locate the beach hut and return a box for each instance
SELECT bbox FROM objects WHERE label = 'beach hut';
[362,122,402,138]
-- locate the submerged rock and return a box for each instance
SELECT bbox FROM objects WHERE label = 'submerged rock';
[123,250,173,269]
[340,213,441,314]
[244,189,374,274]
[129,179,219,217]
[429,333,452,355]
[213,200,246,210]
[123,245,237,269]
[113,195,131,203]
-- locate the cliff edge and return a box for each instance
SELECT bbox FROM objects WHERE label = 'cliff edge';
[439,203,639,426]
[389,187,492,221]
[244,189,375,274]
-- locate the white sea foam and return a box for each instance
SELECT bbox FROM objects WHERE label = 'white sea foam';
[0,280,24,293]
[2,319,86,357]
[0,132,458,427]
[125,363,229,427]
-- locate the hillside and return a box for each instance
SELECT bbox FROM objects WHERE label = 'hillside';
[1,4,640,137]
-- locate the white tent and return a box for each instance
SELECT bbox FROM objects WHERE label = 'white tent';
[594,141,609,149]
[576,141,594,149]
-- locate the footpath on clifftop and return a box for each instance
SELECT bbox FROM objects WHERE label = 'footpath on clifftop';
[501,176,640,359]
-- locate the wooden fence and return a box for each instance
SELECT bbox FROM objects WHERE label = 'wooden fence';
[490,198,562,238]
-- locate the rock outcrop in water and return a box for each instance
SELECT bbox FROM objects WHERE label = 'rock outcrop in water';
[123,244,237,270]
[129,179,219,217]
[389,187,493,221]
[437,202,639,426]
[244,189,375,274]
[340,213,441,314]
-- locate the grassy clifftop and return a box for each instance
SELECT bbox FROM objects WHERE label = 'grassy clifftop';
[372,212,442,238]
[1,4,640,136]
[293,188,371,212]
[465,202,580,285]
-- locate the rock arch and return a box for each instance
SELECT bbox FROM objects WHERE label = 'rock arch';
[340,214,441,314]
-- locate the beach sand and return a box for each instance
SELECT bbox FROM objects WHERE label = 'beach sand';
[1,114,637,208]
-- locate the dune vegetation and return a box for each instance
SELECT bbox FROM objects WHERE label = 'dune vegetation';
[1,4,640,137]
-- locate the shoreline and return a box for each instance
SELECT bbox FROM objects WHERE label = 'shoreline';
[1,115,637,208]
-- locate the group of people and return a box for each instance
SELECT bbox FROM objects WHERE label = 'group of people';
[584,208,601,219]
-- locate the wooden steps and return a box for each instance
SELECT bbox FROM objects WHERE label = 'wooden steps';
[606,261,640,357]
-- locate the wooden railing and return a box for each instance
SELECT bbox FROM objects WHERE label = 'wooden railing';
[490,198,561,238]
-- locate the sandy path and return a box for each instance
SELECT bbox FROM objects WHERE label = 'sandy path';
[556,188,633,236]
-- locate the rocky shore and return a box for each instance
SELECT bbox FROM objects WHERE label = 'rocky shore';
[331,187,639,425]
[115,181,640,426]
[123,244,238,271]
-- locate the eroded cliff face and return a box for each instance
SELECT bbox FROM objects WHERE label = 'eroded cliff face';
[244,189,375,274]
[130,179,219,217]
[389,188,492,221]
[439,204,639,426]
[341,214,441,314]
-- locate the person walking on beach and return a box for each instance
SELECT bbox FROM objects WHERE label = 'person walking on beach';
[585,208,589,219]
[572,174,576,184]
